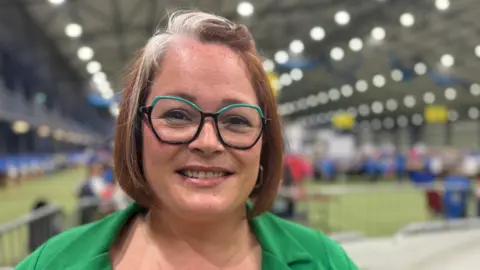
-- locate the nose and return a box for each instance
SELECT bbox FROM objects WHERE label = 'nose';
[188,119,225,156]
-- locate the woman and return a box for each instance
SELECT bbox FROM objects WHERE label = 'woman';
[16,11,357,270]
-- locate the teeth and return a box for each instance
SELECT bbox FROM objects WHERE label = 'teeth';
[183,170,227,179]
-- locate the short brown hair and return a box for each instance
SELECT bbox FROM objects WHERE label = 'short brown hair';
[114,11,284,218]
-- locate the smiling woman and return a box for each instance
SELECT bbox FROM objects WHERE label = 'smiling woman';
[16,10,358,270]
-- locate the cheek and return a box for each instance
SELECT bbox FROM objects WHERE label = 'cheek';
[142,124,176,176]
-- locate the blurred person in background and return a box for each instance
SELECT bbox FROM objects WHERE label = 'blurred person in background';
[17,11,357,270]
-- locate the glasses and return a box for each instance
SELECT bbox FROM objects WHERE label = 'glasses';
[139,96,269,150]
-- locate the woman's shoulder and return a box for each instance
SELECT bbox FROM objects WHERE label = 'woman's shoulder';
[254,212,358,269]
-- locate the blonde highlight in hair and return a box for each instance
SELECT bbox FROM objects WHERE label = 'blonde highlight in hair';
[114,10,284,217]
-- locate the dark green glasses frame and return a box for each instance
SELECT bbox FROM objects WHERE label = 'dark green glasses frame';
[138,96,269,150]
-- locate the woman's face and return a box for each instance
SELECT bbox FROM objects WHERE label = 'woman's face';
[142,37,262,219]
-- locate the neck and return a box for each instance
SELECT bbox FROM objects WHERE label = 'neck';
[144,206,256,261]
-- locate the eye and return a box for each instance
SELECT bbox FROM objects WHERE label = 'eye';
[223,116,251,126]
[162,110,191,121]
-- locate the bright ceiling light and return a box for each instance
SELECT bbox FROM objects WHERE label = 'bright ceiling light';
[330,47,344,61]
[92,72,107,84]
[435,0,450,11]
[372,74,386,87]
[86,61,101,74]
[399,13,415,27]
[391,69,404,82]
[310,26,325,41]
[475,45,480,58]
[306,95,319,108]
[371,27,386,41]
[77,46,94,61]
[469,107,479,120]
[355,80,368,92]
[423,92,436,104]
[340,84,353,97]
[358,104,370,116]
[371,101,384,114]
[279,74,292,86]
[349,38,363,52]
[441,54,454,67]
[448,110,458,121]
[412,114,423,126]
[289,40,304,54]
[386,99,398,111]
[48,0,65,5]
[414,62,427,75]
[290,68,303,81]
[404,95,416,107]
[263,59,275,72]
[397,115,408,127]
[470,83,480,96]
[274,50,289,64]
[237,2,254,17]
[328,88,340,101]
[445,87,457,100]
[334,10,350,25]
[65,23,83,38]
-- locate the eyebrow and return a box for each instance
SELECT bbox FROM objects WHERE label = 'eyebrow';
[162,91,253,108]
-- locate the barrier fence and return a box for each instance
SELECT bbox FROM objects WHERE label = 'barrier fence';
[0,198,100,267]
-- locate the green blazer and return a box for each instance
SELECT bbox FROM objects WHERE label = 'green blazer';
[16,203,358,270]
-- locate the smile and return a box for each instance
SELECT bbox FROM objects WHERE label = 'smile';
[178,170,232,179]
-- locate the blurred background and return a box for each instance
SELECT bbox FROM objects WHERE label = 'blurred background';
[1,0,480,269]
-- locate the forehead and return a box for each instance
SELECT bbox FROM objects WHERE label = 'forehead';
[148,36,258,107]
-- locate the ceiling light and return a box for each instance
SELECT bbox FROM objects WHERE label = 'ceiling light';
[469,107,479,120]
[372,101,384,114]
[445,87,457,100]
[48,0,65,5]
[475,46,480,58]
[372,74,386,87]
[86,61,101,74]
[237,2,254,17]
[412,114,423,126]
[65,23,82,38]
[317,92,328,104]
[414,62,427,75]
[279,74,292,86]
[358,104,370,116]
[310,26,325,41]
[92,72,107,84]
[289,40,304,54]
[441,54,454,67]
[470,84,480,96]
[399,13,415,27]
[435,0,450,11]
[355,80,368,92]
[340,84,353,97]
[371,27,386,41]
[448,110,458,121]
[386,99,398,111]
[397,115,408,127]
[330,47,344,61]
[77,46,94,61]
[328,88,340,101]
[423,92,436,104]
[263,59,275,72]
[296,98,308,111]
[290,68,303,81]
[347,107,357,116]
[306,95,319,108]
[334,10,350,25]
[391,69,404,82]
[349,38,363,52]
[274,50,289,64]
[371,119,382,130]
[383,117,394,129]
[404,95,416,107]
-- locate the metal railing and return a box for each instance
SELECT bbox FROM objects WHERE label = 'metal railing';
[0,198,101,267]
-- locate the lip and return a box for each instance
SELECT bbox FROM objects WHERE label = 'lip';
[178,173,232,187]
